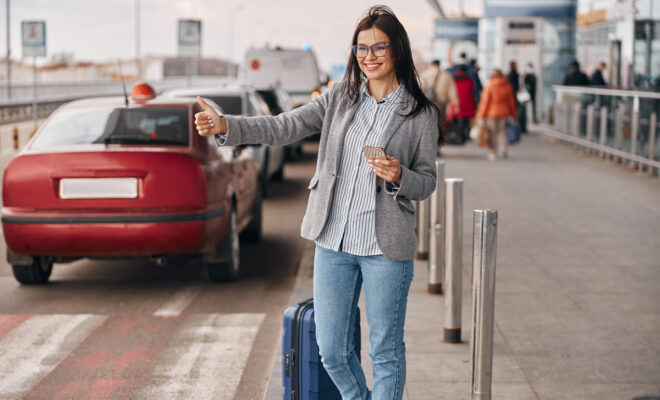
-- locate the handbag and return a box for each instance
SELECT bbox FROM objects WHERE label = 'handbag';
[478,123,490,148]
[506,119,521,144]
[469,122,482,141]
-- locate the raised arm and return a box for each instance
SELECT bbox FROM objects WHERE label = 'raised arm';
[195,87,332,147]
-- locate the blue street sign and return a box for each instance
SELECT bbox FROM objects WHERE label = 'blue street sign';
[22,21,46,58]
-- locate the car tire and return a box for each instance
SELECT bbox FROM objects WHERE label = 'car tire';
[241,183,263,243]
[206,207,240,282]
[11,256,53,284]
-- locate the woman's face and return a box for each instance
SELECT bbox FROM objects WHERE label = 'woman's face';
[355,27,396,82]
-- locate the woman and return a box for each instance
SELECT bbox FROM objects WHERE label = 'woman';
[476,68,517,160]
[448,64,476,141]
[195,6,440,399]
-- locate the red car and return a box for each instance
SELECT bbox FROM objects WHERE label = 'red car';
[2,83,262,284]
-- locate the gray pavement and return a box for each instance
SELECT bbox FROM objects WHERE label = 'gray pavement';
[268,131,660,400]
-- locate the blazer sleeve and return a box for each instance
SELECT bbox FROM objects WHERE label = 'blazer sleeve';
[394,110,439,202]
[214,85,333,147]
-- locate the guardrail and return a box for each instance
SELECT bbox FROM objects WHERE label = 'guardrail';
[542,85,660,175]
[0,77,232,125]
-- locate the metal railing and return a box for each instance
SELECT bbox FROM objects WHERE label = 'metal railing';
[543,85,660,175]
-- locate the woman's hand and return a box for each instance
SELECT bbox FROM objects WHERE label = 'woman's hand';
[368,156,402,185]
[195,96,227,136]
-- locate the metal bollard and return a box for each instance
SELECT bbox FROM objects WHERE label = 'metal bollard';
[443,178,463,342]
[630,97,640,169]
[585,104,595,153]
[428,160,445,294]
[572,103,581,137]
[470,210,498,400]
[416,197,430,260]
[13,127,18,150]
[649,113,657,174]
[599,106,608,158]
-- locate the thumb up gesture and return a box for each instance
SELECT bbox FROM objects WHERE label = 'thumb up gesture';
[195,96,227,136]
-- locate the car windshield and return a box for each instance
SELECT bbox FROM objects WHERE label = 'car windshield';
[207,96,242,115]
[30,106,190,149]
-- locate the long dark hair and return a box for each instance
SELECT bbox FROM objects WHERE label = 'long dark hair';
[341,5,443,144]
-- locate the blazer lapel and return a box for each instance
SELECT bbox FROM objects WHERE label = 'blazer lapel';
[376,87,414,150]
[328,101,359,173]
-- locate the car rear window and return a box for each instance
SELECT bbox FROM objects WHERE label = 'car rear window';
[30,106,190,149]
[207,96,242,115]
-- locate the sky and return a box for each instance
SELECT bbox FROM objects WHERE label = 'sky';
[1,0,483,72]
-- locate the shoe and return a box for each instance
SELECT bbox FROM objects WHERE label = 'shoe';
[500,151,508,159]
[487,153,497,161]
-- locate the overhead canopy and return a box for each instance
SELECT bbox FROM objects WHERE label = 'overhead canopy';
[483,0,577,18]
[434,19,479,41]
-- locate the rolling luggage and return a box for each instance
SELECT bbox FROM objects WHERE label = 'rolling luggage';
[282,298,361,400]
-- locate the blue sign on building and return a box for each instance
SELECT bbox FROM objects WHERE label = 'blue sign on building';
[434,19,479,41]
[483,0,577,18]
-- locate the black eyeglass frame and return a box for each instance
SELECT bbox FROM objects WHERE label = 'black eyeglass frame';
[352,42,391,58]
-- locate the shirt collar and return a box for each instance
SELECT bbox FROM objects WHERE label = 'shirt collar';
[361,82,403,105]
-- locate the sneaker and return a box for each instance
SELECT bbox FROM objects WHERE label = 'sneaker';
[487,153,497,161]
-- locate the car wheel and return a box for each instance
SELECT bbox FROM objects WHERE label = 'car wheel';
[11,256,53,284]
[241,183,263,243]
[206,207,240,282]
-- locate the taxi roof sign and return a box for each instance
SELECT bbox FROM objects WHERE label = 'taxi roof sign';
[130,82,156,102]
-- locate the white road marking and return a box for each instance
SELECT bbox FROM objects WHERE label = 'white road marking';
[0,314,106,400]
[153,285,202,317]
[133,313,265,400]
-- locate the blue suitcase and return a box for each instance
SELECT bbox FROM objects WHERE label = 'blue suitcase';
[282,298,361,400]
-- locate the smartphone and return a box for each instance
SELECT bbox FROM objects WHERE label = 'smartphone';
[362,146,386,160]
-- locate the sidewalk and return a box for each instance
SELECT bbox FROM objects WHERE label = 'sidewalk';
[265,132,660,400]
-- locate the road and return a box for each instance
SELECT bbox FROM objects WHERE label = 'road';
[0,144,318,399]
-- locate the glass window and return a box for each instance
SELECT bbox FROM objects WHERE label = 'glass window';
[208,96,243,115]
[31,106,189,149]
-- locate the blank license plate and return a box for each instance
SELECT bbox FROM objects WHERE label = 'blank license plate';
[60,178,138,199]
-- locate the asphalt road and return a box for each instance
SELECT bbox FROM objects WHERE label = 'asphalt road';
[0,144,317,399]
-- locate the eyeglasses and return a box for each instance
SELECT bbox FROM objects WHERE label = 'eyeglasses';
[352,42,390,58]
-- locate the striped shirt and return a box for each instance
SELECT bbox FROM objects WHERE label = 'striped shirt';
[315,83,402,256]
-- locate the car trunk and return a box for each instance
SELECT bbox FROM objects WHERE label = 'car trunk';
[2,147,207,214]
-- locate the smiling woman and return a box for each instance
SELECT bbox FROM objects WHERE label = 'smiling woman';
[193,5,440,399]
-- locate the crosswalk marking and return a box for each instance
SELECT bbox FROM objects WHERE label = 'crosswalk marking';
[153,285,202,317]
[133,313,265,400]
[0,313,266,399]
[0,314,106,400]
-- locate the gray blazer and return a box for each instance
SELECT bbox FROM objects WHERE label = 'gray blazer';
[220,83,439,261]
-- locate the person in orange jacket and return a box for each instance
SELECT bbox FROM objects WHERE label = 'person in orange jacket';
[476,68,517,160]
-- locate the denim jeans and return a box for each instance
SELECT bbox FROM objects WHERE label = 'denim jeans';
[313,245,414,400]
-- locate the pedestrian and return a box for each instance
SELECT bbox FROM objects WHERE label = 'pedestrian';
[591,61,607,86]
[507,61,520,101]
[476,68,517,161]
[523,62,538,123]
[470,58,483,102]
[420,59,459,128]
[563,60,590,86]
[195,6,441,400]
[449,64,476,141]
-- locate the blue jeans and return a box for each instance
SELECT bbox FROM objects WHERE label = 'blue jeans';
[313,245,414,400]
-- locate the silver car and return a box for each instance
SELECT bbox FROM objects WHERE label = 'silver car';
[161,84,287,197]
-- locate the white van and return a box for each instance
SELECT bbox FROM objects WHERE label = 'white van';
[243,47,322,106]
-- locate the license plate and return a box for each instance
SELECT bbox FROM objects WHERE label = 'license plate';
[59,178,138,199]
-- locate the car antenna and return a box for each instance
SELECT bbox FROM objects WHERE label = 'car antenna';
[117,58,129,108]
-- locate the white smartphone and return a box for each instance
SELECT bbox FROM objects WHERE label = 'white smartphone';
[362,146,386,159]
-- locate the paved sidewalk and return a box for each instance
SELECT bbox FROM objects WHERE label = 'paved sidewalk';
[266,132,660,400]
